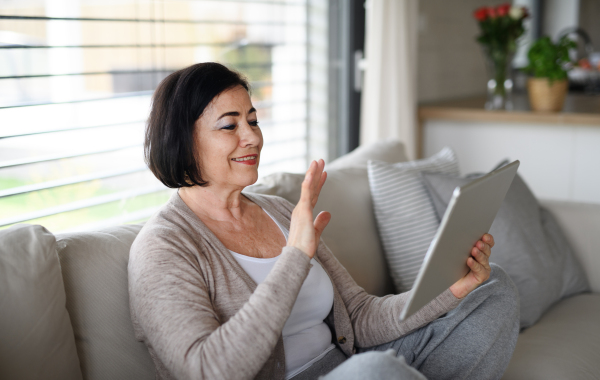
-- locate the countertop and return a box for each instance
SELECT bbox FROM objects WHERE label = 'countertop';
[418,93,600,126]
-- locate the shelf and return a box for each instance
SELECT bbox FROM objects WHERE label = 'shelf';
[418,93,600,127]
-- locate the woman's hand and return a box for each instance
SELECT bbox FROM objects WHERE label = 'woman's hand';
[449,234,495,299]
[287,159,331,259]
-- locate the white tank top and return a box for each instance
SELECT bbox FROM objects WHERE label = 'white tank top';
[229,209,335,379]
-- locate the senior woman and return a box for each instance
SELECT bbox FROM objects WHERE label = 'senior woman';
[128,62,519,380]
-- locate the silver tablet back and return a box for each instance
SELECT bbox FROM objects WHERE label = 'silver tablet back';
[399,160,520,321]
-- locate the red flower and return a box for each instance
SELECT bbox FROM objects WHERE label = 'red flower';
[496,3,511,17]
[473,7,488,21]
[486,6,497,18]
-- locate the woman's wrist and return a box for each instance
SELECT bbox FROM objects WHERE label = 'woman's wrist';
[286,241,314,259]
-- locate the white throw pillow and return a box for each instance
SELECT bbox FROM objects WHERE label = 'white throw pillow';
[367,147,459,293]
[0,224,82,380]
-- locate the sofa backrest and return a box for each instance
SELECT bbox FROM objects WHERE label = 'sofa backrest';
[47,139,407,378]
[55,225,155,380]
[540,200,600,293]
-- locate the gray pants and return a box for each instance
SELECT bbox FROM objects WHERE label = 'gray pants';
[294,264,520,380]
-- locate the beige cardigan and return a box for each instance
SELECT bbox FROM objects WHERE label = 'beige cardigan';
[128,192,460,380]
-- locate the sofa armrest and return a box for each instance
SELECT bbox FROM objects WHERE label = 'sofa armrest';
[540,200,600,293]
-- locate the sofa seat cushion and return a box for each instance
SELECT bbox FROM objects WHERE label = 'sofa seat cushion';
[56,224,155,380]
[502,293,600,380]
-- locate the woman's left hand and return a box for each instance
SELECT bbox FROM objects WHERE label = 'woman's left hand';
[449,234,494,299]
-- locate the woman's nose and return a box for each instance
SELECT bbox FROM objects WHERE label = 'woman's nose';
[239,122,261,147]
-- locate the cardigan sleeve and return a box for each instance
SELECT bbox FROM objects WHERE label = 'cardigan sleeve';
[128,223,311,380]
[316,242,460,348]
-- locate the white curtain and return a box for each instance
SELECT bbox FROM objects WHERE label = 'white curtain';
[360,0,419,159]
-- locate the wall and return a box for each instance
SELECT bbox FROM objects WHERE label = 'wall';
[417,0,509,103]
[423,120,600,204]
[541,0,580,41]
[579,0,600,52]
[417,0,600,103]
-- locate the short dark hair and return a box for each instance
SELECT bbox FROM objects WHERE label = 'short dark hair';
[145,62,250,188]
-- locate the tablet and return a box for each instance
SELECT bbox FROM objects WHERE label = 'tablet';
[399,160,520,321]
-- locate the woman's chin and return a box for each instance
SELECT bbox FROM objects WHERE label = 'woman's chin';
[237,171,259,188]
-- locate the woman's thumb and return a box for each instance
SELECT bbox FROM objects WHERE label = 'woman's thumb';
[314,211,331,241]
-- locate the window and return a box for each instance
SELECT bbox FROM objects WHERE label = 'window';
[0,0,328,232]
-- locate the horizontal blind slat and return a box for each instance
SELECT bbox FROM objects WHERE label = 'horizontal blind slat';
[0,165,149,198]
[0,143,141,169]
[0,15,303,26]
[0,120,146,140]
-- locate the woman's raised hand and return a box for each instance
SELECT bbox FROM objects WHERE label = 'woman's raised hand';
[287,159,331,259]
[449,233,495,299]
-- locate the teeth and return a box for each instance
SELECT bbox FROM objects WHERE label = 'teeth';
[232,156,255,162]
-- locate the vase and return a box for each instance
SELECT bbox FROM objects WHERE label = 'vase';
[527,77,568,112]
[481,46,515,110]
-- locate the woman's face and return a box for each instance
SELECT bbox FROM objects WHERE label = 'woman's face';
[194,85,263,189]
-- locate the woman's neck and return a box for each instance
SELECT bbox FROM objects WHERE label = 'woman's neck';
[178,184,251,223]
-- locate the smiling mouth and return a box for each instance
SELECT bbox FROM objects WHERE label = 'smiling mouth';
[231,155,258,164]
[231,155,257,162]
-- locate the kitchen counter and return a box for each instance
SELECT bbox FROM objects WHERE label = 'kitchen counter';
[418,93,600,135]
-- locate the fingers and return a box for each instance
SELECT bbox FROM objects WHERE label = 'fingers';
[300,159,327,207]
[315,169,327,200]
[467,257,484,274]
[468,255,490,277]
[483,233,495,247]
[314,211,331,241]
[300,161,316,203]
[311,160,326,208]
[467,254,491,285]
[475,240,491,257]
[472,243,490,261]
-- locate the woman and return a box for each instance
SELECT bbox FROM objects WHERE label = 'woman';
[128,62,519,380]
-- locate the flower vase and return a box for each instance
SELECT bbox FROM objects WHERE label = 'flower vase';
[482,47,515,110]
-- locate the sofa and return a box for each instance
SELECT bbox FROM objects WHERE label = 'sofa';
[1,139,599,380]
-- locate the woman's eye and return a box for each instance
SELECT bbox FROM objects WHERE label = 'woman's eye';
[221,125,236,130]
[249,120,259,127]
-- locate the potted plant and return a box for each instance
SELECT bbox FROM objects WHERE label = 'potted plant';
[522,36,577,112]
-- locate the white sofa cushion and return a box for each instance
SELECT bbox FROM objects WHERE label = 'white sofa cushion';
[56,224,155,380]
[502,293,600,380]
[247,139,408,296]
[367,148,459,293]
[0,224,82,380]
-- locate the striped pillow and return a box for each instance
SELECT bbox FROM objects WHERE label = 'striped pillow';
[367,148,459,293]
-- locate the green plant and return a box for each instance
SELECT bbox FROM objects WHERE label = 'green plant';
[522,36,577,83]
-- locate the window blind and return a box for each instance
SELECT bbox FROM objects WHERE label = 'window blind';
[0,0,328,233]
